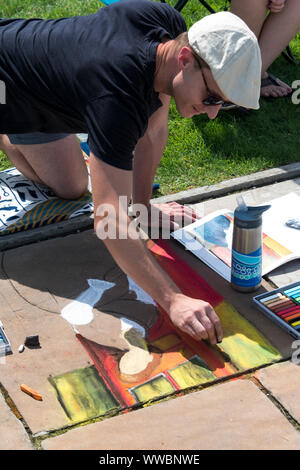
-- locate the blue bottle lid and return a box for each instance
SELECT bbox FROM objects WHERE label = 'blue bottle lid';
[234,205,271,229]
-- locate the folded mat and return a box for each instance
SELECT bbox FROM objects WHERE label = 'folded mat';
[0,147,93,236]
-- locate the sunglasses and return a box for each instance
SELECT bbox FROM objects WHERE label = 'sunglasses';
[192,52,225,106]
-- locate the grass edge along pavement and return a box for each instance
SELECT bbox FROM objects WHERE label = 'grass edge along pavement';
[0,0,299,196]
[0,162,299,252]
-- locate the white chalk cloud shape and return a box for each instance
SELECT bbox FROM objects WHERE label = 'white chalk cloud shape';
[61,276,156,327]
[61,279,115,326]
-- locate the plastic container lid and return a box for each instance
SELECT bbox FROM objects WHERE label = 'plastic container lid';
[234,205,271,228]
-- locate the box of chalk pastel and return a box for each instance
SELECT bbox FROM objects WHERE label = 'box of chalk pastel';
[0,321,12,355]
[253,281,300,340]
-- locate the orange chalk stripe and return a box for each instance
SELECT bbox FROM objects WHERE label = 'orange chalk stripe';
[20,384,43,401]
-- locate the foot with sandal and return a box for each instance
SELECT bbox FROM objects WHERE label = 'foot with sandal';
[222,0,299,110]
[260,71,293,98]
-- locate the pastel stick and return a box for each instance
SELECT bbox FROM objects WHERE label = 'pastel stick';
[284,286,300,295]
[264,299,289,308]
[261,293,285,303]
[273,301,296,311]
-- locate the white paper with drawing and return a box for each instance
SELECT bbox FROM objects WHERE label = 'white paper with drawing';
[172,192,300,282]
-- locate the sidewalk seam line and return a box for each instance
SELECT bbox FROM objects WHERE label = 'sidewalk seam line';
[249,375,300,432]
[36,359,284,446]
[0,381,38,449]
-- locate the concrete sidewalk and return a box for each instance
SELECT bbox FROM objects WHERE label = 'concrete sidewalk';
[0,175,299,450]
[42,369,300,450]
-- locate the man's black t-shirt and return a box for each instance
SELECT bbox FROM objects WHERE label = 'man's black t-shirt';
[0,0,186,169]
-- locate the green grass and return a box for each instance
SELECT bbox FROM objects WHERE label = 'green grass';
[0,0,299,196]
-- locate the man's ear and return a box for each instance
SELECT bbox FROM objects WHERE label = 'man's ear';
[177,46,194,70]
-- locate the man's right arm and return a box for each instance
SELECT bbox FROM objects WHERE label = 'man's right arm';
[89,154,223,345]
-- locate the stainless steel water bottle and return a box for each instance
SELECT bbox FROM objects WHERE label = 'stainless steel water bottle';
[231,198,270,292]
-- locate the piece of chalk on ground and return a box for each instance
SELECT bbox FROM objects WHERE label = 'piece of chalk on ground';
[18,344,24,353]
[20,384,43,401]
[24,335,40,347]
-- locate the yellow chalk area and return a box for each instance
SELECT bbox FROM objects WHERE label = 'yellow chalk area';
[215,301,281,371]
[150,334,182,351]
[132,375,175,402]
[168,356,216,388]
[49,367,119,423]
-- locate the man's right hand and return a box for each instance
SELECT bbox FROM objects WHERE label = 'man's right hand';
[168,293,223,345]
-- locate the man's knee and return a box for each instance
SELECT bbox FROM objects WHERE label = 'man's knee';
[0,134,14,152]
[54,181,88,200]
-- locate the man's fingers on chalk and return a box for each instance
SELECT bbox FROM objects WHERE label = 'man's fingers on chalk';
[178,315,208,341]
[188,318,209,341]
[203,303,223,340]
[206,309,223,343]
[198,303,222,344]
[215,322,223,343]
[182,323,205,341]
[178,314,218,344]
[197,314,218,345]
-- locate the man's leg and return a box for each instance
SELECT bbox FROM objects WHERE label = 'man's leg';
[0,133,88,200]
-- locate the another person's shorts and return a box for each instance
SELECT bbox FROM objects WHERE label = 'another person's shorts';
[7,132,71,145]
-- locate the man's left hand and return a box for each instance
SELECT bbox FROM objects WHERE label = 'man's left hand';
[147,201,200,232]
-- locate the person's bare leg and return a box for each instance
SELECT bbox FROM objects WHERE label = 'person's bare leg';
[0,134,88,199]
[230,0,269,37]
[258,0,300,96]
[231,0,299,98]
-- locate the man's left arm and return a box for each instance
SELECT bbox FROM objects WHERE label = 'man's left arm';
[132,93,170,207]
[133,93,198,230]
